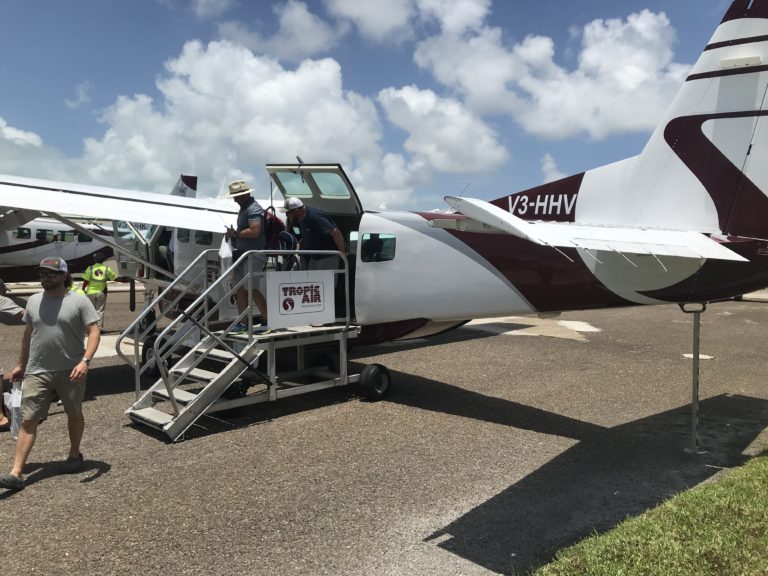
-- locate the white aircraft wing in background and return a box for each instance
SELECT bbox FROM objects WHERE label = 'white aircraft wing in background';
[0,173,238,233]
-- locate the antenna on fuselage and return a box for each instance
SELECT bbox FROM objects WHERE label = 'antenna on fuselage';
[458,182,470,198]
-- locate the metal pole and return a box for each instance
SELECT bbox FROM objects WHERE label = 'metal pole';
[679,302,707,454]
[691,310,701,452]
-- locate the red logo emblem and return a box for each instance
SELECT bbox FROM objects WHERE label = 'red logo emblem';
[282,297,295,311]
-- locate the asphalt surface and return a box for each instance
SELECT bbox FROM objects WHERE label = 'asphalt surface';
[1,291,767,575]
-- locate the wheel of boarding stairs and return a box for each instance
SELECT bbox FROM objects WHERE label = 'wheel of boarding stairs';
[359,364,391,401]
[141,334,162,379]
[138,310,156,333]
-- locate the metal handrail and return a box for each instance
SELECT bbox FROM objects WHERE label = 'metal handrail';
[118,248,350,404]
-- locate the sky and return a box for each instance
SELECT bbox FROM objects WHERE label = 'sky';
[0,0,733,210]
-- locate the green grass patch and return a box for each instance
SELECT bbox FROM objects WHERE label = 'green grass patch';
[532,453,768,576]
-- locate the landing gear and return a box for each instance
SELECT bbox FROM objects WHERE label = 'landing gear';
[359,364,391,401]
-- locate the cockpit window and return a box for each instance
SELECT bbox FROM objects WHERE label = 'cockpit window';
[360,233,396,262]
[274,171,313,198]
[312,172,351,199]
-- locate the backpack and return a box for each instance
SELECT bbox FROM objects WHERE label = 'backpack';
[264,206,285,250]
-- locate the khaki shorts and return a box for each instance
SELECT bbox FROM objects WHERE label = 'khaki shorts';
[21,370,87,421]
[232,252,266,288]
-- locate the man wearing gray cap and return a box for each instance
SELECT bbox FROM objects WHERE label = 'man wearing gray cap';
[0,257,100,491]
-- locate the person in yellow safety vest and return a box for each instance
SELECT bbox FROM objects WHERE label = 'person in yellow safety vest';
[81,252,118,330]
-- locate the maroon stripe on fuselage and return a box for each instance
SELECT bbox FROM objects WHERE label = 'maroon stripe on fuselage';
[721,0,768,23]
[664,110,768,238]
[445,231,633,312]
[641,239,768,301]
[0,240,48,254]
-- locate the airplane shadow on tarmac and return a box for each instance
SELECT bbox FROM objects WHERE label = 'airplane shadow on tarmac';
[385,374,768,575]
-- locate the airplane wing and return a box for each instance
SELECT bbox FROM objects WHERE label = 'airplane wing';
[0,173,238,233]
[444,196,748,262]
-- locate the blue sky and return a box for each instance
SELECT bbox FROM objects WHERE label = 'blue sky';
[0,0,732,209]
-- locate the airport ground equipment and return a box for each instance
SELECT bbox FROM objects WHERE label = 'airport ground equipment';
[118,248,385,441]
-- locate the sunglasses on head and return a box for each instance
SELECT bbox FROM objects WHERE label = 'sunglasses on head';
[38,270,62,278]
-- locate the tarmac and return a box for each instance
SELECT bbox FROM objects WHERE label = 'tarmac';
[1,291,767,575]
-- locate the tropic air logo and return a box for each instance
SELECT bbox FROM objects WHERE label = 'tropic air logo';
[280,283,324,314]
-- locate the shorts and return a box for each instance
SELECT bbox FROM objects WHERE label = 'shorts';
[231,250,266,288]
[21,370,87,421]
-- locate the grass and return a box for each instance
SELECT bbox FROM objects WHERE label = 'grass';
[531,452,768,576]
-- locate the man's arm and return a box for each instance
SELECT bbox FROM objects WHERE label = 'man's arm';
[11,323,33,381]
[238,218,262,239]
[330,228,346,254]
[70,322,100,383]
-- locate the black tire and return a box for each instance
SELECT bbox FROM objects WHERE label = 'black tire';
[141,335,161,379]
[138,310,157,334]
[359,364,391,401]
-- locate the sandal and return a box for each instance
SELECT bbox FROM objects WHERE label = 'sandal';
[0,473,25,490]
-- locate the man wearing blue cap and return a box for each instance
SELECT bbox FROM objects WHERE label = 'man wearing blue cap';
[0,257,100,491]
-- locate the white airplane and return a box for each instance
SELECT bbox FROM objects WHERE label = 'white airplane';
[0,0,766,348]
[0,214,112,282]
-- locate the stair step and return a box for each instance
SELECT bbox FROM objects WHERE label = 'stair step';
[170,367,221,383]
[128,407,174,428]
[194,347,237,362]
[151,388,199,404]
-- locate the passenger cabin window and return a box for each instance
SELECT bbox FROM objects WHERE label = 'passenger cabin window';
[77,233,93,243]
[360,233,396,262]
[62,231,75,242]
[36,229,54,241]
[194,231,213,245]
[13,227,31,240]
[177,228,190,243]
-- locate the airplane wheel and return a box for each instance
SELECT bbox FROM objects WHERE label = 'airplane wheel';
[359,364,391,401]
[141,335,161,378]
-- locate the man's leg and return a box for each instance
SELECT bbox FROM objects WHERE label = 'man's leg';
[235,287,248,314]
[93,291,107,330]
[10,419,40,478]
[67,413,85,458]
[251,290,268,324]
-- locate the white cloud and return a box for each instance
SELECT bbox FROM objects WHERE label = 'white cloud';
[415,9,690,140]
[218,1,341,61]
[192,0,236,19]
[324,0,414,42]
[378,85,508,173]
[65,79,94,110]
[0,117,43,148]
[74,41,428,206]
[541,153,565,183]
[415,0,490,35]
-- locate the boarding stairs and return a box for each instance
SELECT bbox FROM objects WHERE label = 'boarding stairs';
[118,247,358,441]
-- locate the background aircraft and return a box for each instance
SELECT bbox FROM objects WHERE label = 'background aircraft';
[0,215,111,282]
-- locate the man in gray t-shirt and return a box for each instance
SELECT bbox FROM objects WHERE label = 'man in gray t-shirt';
[0,257,100,491]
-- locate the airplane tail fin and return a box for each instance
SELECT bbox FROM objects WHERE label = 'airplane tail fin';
[500,1,768,240]
[171,175,198,198]
[612,0,768,238]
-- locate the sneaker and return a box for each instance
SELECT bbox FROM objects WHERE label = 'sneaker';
[232,322,248,333]
[62,453,84,474]
[253,324,272,335]
[0,473,25,490]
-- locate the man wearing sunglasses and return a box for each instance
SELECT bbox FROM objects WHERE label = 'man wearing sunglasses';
[0,257,100,491]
